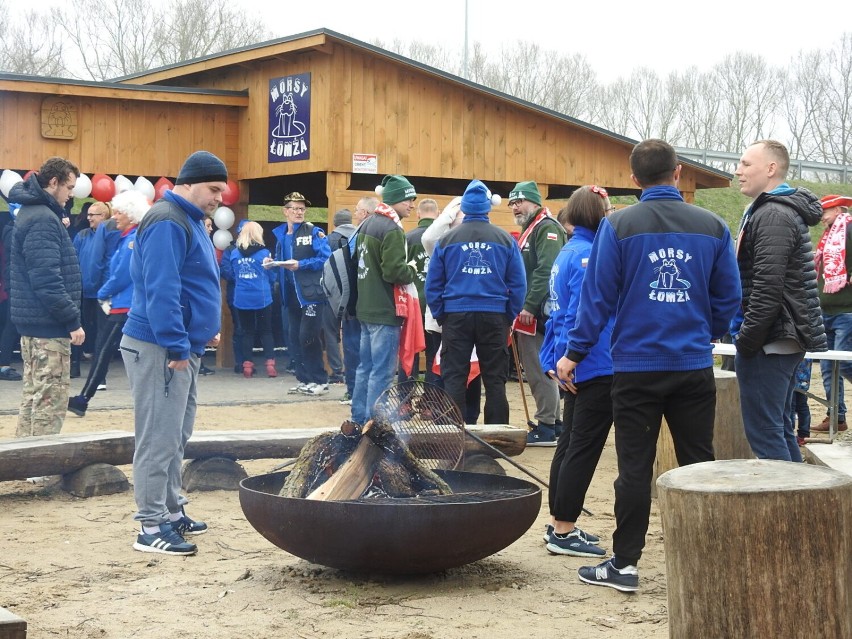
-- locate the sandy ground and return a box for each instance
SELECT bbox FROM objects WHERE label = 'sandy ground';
[0,372,676,639]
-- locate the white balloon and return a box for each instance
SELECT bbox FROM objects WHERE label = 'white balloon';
[213,206,235,230]
[133,176,155,201]
[0,170,23,198]
[114,175,133,194]
[72,173,92,199]
[212,229,233,250]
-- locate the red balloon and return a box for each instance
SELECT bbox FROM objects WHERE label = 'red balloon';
[221,179,240,206]
[90,174,116,202]
[153,177,174,201]
[23,170,35,181]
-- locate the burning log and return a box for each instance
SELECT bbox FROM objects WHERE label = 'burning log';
[280,419,452,500]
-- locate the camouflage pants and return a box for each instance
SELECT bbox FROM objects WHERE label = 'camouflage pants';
[16,336,71,438]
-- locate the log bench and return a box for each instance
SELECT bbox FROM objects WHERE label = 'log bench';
[0,425,527,494]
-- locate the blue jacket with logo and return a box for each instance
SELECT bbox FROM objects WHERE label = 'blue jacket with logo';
[425,216,526,322]
[566,188,741,373]
[227,243,275,310]
[540,226,613,383]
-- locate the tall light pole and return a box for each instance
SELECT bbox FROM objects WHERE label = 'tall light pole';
[463,0,469,79]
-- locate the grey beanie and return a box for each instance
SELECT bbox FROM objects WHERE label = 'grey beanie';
[333,208,352,226]
[176,151,228,185]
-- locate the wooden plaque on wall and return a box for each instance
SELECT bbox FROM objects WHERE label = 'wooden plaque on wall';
[41,97,78,140]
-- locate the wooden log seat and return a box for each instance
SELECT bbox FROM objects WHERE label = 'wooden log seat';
[657,459,852,639]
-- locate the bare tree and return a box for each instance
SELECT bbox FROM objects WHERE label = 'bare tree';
[671,68,725,149]
[0,6,66,76]
[158,0,271,68]
[820,34,852,167]
[783,49,827,162]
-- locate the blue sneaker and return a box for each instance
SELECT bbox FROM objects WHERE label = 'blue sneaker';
[547,529,606,558]
[526,425,556,447]
[171,509,208,536]
[133,522,197,555]
[578,558,639,592]
[544,524,600,544]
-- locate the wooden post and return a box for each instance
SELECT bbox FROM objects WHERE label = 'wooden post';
[652,370,752,495]
[657,459,852,639]
[325,171,351,228]
[216,180,250,370]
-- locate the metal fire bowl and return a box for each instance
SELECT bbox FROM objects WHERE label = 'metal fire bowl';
[239,470,541,574]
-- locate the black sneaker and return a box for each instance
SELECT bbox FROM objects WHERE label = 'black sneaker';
[67,395,88,417]
[133,522,197,555]
[547,529,606,558]
[328,373,345,384]
[171,509,208,536]
[0,367,22,381]
[578,558,639,592]
[198,364,215,376]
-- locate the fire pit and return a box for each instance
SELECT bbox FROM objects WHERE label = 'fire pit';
[239,470,541,574]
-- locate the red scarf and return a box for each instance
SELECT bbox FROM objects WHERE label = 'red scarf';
[517,208,553,250]
[815,212,851,294]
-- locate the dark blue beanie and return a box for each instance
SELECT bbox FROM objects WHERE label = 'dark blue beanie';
[176,151,228,185]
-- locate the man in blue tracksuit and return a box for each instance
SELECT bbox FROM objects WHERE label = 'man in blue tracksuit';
[269,192,331,395]
[557,139,741,592]
[426,180,526,424]
[121,151,226,556]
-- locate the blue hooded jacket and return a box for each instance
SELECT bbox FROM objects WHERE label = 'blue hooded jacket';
[539,226,613,383]
[228,242,275,310]
[97,225,138,311]
[122,190,221,360]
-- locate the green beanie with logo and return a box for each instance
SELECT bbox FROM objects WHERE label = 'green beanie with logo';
[508,181,542,206]
[376,174,417,205]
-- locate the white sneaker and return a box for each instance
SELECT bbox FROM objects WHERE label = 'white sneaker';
[300,383,328,396]
[96,383,107,391]
[288,382,309,394]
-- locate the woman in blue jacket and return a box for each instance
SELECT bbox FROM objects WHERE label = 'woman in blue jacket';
[539,185,615,558]
[229,221,277,378]
[68,191,149,417]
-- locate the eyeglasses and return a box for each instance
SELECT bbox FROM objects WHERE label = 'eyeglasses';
[508,199,525,207]
[606,206,616,213]
[285,206,306,213]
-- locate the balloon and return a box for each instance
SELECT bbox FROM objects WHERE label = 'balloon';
[0,170,23,198]
[23,170,35,181]
[72,173,92,199]
[153,177,174,201]
[213,206,235,230]
[212,229,232,250]
[90,174,116,202]
[133,176,155,201]
[114,175,133,194]
[221,180,240,206]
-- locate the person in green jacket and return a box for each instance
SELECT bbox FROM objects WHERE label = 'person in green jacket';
[510,180,567,446]
[347,175,416,429]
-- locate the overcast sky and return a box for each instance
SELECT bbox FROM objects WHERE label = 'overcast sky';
[237,0,848,82]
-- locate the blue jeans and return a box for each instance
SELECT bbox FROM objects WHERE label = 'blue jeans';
[351,322,401,426]
[736,350,803,462]
[341,317,361,396]
[820,313,852,420]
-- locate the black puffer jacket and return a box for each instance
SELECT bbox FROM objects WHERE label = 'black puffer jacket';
[736,188,827,356]
[8,174,82,338]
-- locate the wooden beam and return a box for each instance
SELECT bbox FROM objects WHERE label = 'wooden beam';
[0,80,249,107]
[121,34,329,86]
[0,607,26,639]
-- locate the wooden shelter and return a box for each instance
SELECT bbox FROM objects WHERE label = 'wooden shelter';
[2,28,730,232]
[0,29,732,366]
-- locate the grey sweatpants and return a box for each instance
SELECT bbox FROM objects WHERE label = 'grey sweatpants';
[515,330,561,425]
[121,334,198,527]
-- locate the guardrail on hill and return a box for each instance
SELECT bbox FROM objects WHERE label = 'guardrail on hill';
[675,146,851,184]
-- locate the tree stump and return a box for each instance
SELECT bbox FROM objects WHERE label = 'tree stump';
[657,459,852,639]
[181,457,247,491]
[60,463,129,498]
